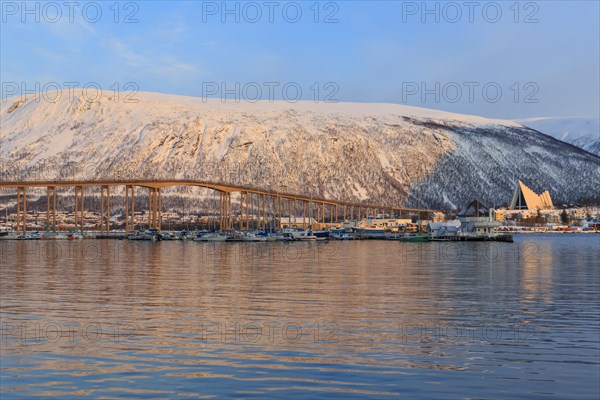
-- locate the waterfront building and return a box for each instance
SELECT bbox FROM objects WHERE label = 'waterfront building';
[457,199,502,235]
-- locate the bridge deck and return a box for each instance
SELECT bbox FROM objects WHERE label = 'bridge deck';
[0,179,439,213]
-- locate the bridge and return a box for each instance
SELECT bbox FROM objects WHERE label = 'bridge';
[0,180,440,235]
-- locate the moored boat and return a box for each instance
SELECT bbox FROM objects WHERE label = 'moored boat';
[282,229,318,241]
[193,232,231,242]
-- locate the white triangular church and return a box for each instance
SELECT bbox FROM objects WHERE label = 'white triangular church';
[510,180,553,210]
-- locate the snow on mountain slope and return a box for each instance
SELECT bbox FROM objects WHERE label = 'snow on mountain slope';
[517,117,600,156]
[1,91,598,209]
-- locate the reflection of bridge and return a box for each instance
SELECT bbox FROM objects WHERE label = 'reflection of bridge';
[0,180,439,235]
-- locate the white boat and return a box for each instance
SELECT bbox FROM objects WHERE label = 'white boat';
[17,232,43,240]
[242,233,268,242]
[177,231,194,240]
[282,229,317,241]
[161,232,178,240]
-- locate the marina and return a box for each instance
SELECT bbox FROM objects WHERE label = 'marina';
[2,181,597,245]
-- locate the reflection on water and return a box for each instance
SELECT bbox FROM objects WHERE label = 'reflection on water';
[1,236,599,398]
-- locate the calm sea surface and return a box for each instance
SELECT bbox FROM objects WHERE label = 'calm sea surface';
[1,235,599,399]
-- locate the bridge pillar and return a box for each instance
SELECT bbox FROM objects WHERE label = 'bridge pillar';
[247,193,251,230]
[292,199,296,227]
[148,187,161,231]
[100,185,111,235]
[227,192,231,230]
[46,186,57,231]
[317,203,325,225]
[219,192,231,231]
[248,193,252,230]
[125,185,135,235]
[74,186,84,233]
[219,192,223,230]
[272,195,278,230]
[240,191,248,230]
[258,194,266,230]
[278,195,282,228]
[302,201,307,229]
[316,202,320,227]
[16,187,26,235]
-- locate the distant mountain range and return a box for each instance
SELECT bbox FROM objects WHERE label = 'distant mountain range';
[1,91,599,210]
[517,117,599,156]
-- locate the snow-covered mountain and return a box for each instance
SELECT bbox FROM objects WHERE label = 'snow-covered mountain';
[517,117,600,156]
[1,91,599,210]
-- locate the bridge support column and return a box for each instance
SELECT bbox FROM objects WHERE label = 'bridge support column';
[261,194,266,230]
[302,201,307,229]
[46,186,57,231]
[219,192,231,231]
[292,200,296,227]
[273,195,279,230]
[219,192,223,230]
[16,187,26,235]
[125,185,135,235]
[316,203,320,227]
[240,191,248,230]
[148,187,161,230]
[100,185,111,235]
[247,193,252,230]
[278,195,282,228]
[227,192,231,230]
[74,186,84,233]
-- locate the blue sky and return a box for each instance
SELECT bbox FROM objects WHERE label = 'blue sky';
[1,0,598,119]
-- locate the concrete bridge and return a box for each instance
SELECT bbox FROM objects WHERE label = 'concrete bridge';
[0,180,440,235]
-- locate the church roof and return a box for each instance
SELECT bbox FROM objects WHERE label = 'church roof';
[510,180,554,210]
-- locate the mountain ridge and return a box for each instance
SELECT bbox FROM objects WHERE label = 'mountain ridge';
[516,117,600,156]
[1,91,599,209]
